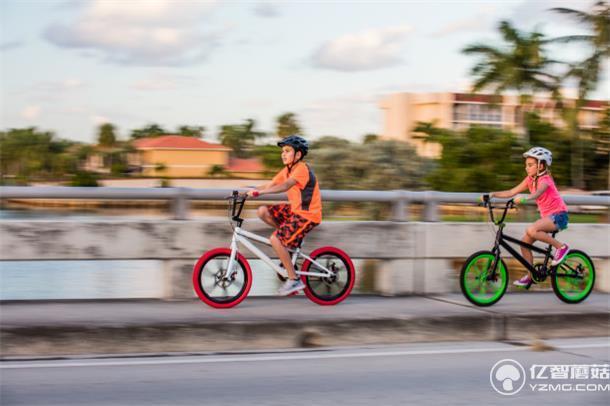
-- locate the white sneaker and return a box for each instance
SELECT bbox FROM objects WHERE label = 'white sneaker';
[278,279,305,296]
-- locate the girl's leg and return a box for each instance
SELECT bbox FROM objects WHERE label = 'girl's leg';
[526,217,563,249]
[520,233,535,265]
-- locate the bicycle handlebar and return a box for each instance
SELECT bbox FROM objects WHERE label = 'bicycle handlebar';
[227,190,247,224]
[482,194,515,225]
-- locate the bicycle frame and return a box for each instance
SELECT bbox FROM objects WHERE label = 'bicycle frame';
[491,223,554,275]
[226,227,335,279]
[223,191,334,280]
[483,196,555,278]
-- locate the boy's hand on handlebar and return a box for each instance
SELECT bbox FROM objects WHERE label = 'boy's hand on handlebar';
[246,189,260,198]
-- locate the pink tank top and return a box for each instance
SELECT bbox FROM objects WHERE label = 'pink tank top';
[526,174,568,218]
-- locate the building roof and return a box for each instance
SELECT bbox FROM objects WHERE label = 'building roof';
[454,93,502,103]
[133,135,230,151]
[227,157,264,173]
[453,93,608,109]
[584,100,608,109]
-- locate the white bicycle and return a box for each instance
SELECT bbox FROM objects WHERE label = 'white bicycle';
[192,191,356,308]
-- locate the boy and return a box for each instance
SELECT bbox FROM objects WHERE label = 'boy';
[247,135,322,295]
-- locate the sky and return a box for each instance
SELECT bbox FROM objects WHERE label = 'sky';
[0,0,606,144]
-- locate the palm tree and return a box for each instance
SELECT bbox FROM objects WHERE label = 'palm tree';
[550,1,610,188]
[276,112,303,139]
[218,119,266,158]
[462,20,560,105]
[551,1,609,98]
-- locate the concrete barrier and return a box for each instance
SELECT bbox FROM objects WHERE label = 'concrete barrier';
[1,219,608,298]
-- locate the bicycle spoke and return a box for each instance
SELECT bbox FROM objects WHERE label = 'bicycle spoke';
[202,280,217,292]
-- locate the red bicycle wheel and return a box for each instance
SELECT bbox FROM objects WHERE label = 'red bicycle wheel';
[301,246,355,306]
[192,248,252,309]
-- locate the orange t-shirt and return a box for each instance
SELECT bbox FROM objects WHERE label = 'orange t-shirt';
[271,162,322,223]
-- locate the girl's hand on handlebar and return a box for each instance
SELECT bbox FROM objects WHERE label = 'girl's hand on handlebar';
[514,196,527,205]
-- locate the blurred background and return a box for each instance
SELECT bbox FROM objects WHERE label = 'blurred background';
[1,2,609,405]
[1,0,608,301]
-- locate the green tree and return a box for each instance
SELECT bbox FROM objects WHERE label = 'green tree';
[584,108,610,190]
[311,137,430,219]
[363,133,379,144]
[177,125,206,138]
[311,137,429,191]
[208,164,228,178]
[0,127,77,183]
[551,1,609,100]
[549,1,610,189]
[97,123,117,147]
[218,119,266,158]
[70,171,99,187]
[276,112,303,138]
[415,123,525,192]
[253,144,283,173]
[524,113,571,186]
[462,20,560,126]
[130,124,167,140]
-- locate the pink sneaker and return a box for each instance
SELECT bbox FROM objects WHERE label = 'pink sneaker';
[552,245,570,266]
[513,273,533,287]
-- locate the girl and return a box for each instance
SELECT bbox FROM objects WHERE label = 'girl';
[487,147,569,286]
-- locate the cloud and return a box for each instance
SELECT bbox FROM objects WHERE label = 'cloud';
[510,0,596,29]
[21,105,41,120]
[131,73,197,91]
[311,26,413,72]
[91,115,110,125]
[62,79,84,89]
[429,7,497,38]
[253,2,280,18]
[0,40,25,51]
[300,92,380,140]
[31,79,84,94]
[43,0,221,66]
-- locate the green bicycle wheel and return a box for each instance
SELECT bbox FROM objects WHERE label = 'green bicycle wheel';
[460,251,508,307]
[551,249,595,304]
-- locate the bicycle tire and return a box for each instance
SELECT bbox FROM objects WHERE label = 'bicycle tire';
[301,246,355,306]
[192,248,252,309]
[460,250,508,307]
[551,249,595,304]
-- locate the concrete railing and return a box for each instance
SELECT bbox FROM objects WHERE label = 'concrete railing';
[2,186,609,221]
[1,219,608,298]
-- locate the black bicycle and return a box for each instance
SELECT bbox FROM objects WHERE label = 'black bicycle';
[459,195,595,306]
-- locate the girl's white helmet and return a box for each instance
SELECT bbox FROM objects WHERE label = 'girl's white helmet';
[523,146,552,166]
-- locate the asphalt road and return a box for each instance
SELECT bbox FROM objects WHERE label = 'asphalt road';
[1,338,609,406]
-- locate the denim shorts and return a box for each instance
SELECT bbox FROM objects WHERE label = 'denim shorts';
[550,211,569,231]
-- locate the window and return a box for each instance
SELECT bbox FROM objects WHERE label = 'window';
[453,104,502,123]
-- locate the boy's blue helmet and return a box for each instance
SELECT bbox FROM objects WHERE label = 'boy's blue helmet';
[278,135,308,157]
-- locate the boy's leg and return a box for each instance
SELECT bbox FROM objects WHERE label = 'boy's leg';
[257,206,278,228]
[270,233,297,279]
[526,217,562,249]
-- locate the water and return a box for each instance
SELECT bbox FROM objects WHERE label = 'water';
[0,208,236,220]
[0,261,164,300]
[0,259,366,300]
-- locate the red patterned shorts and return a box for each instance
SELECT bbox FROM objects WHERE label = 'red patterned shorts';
[267,204,318,249]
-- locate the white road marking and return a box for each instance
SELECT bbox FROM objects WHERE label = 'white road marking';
[1,342,608,369]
